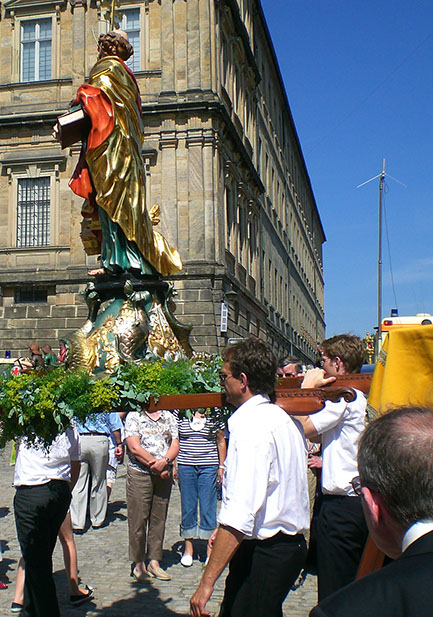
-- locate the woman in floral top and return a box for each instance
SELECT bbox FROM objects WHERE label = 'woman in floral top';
[125,409,179,581]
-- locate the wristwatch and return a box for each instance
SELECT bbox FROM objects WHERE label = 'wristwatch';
[164,457,171,465]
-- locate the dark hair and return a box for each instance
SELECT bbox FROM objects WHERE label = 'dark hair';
[321,334,363,373]
[358,406,433,529]
[97,31,133,61]
[222,337,277,402]
[278,356,303,373]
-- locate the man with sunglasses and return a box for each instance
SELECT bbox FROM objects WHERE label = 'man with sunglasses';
[310,405,433,616]
[295,334,368,601]
[190,337,309,617]
[277,356,303,378]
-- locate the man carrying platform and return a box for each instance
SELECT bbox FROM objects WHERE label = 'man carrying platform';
[296,334,369,600]
[190,337,309,617]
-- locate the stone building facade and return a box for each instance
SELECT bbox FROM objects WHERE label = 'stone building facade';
[0,0,325,362]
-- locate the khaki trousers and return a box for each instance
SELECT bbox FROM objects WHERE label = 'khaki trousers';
[304,467,319,544]
[126,465,172,563]
[70,434,109,530]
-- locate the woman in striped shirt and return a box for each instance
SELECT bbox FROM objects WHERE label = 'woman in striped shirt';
[173,410,227,567]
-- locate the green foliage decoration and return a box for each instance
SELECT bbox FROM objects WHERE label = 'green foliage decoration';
[109,354,224,412]
[0,354,227,448]
[0,366,119,448]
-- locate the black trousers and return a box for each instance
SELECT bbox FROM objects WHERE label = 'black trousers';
[218,532,307,617]
[316,494,369,601]
[14,480,71,617]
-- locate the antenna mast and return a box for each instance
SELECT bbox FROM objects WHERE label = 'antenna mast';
[377,158,385,353]
[357,159,405,359]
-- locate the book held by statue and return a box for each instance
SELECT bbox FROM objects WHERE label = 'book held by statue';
[55,108,91,149]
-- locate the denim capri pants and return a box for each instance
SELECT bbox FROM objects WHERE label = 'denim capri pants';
[177,464,218,540]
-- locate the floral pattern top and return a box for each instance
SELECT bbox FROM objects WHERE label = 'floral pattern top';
[124,410,178,473]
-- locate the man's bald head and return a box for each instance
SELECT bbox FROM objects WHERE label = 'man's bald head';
[359,406,433,530]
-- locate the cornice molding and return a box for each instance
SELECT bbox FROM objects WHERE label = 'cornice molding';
[0,148,67,170]
[3,0,66,17]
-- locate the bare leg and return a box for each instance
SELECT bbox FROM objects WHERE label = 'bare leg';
[12,557,25,606]
[183,538,194,557]
[58,512,88,596]
[180,538,194,566]
[133,561,147,576]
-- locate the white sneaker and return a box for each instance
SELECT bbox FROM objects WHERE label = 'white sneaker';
[180,554,193,567]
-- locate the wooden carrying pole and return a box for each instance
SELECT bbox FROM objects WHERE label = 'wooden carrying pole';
[356,537,385,579]
[147,373,373,414]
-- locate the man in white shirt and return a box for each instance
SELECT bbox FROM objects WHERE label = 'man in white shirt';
[296,334,368,601]
[14,428,81,617]
[190,337,309,617]
[310,405,433,616]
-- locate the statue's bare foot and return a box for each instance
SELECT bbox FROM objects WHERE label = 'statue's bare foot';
[88,267,107,276]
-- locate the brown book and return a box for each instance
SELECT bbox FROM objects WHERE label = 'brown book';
[55,108,91,149]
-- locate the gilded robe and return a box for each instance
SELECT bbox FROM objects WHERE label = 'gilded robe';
[69,55,182,277]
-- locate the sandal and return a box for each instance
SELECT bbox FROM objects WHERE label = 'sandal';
[70,585,94,606]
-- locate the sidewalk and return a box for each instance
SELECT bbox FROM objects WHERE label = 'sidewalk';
[0,444,317,616]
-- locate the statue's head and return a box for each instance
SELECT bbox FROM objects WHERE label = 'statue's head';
[28,343,42,356]
[97,30,133,61]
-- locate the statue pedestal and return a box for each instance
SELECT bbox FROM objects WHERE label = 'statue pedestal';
[63,274,192,372]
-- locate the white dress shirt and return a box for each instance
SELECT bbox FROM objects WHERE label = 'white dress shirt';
[402,519,433,552]
[218,394,309,539]
[309,389,366,496]
[14,427,81,486]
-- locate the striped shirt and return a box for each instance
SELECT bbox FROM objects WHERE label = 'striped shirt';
[173,410,225,466]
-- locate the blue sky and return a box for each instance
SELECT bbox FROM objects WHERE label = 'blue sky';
[260,0,433,337]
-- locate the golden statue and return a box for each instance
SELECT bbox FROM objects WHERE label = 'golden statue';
[54,31,193,370]
[55,30,182,278]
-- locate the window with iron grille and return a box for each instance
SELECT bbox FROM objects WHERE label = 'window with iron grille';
[17,178,50,247]
[121,9,141,73]
[15,287,48,304]
[21,18,52,82]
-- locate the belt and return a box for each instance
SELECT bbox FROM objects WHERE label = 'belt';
[16,479,68,489]
[322,493,360,499]
[80,432,109,437]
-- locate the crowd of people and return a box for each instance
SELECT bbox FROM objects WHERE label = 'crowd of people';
[5,334,432,617]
